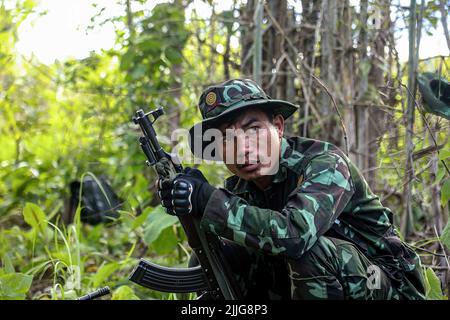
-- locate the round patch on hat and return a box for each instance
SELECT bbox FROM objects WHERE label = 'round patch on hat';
[205,91,217,106]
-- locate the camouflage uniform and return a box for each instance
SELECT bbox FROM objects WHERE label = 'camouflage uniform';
[199,136,426,300]
[184,78,426,300]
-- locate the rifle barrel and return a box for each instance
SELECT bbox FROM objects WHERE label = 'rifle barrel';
[78,286,111,300]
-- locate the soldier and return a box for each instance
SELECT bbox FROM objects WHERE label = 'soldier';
[157,79,426,300]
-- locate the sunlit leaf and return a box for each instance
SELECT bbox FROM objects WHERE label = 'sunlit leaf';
[424,268,445,300]
[111,285,140,300]
[0,273,33,300]
[438,149,450,161]
[91,262,120,288]
[23,202,47,235]
[120,48,136,70]
[131,206,152,230]
[2,253,15,274]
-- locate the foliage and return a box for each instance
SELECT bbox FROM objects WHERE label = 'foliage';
[0,0,449,300]
[0,0,235,300]
[424,268,446,300]
[441,219,450,251]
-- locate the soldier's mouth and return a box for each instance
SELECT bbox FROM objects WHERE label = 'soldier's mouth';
[237,160,261,172]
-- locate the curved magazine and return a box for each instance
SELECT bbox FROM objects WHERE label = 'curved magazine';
[129,259,208,293]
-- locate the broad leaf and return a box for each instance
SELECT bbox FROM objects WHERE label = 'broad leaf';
[425,268,445,300]
[91,262,120,288]
[152,227,178,255]
[111,285,140,300]
[23,202,47,235]
[0,273,33,300]
[441,178,450,208]
[132,206,152,230]
[143,206,178,245]
[441,219,450,251]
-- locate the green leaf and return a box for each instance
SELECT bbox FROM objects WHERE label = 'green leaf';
[428,16,438,28]
[2,253,15,273]
[151,227,178,255]
[0,273,33,300]
[135,36,161,53]
[131,206,152,230]
[143,206,178,245]
[424,268,445,300]
[164,47,183,65]
[438,149,450,161]
[436,166,445,185]
[86,224,104,243]
[51,251,72,267]
[111,285,140,300]
[91,262,120,288]
[120,48,136,70]
[130,63,147,80]
[441,219,450,251]
[23,202,47,235]
[441,179,450,208]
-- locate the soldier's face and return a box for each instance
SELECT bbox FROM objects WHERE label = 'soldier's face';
[218,108,284,182]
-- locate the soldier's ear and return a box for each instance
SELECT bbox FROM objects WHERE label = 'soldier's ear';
[273,114,284,139]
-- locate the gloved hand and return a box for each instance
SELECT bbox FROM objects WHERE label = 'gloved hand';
[157,167,216,216]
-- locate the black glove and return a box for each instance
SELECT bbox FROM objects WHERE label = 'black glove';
[157,167,216,216]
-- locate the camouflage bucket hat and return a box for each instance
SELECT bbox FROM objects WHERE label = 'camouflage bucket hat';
[188,78,299,160]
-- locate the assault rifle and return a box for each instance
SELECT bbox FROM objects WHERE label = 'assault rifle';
[129,107,242,300]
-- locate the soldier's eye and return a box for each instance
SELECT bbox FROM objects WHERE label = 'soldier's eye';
[246,126,258,133]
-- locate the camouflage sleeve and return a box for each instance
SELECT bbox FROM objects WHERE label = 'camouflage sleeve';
[200,152,355,259]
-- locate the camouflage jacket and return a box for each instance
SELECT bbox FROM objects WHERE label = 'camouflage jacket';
[200,136,425,295]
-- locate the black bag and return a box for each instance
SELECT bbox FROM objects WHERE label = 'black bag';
[68,176,122,225]
[417,72,450,120]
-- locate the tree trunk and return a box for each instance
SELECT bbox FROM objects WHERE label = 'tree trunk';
[240,0,255,77]
[402,0,418,239]
[319,0,339,145]
[366,0,390,189]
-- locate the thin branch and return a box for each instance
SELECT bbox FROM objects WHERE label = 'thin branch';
[433,225,450,270]
[263,2,349,155]
[309,74,349,156]
[413,247,447,257]
[422,265,450,271]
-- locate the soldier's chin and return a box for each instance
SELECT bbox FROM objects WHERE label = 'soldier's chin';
[258,160,279,176]
[240,170,262,181]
